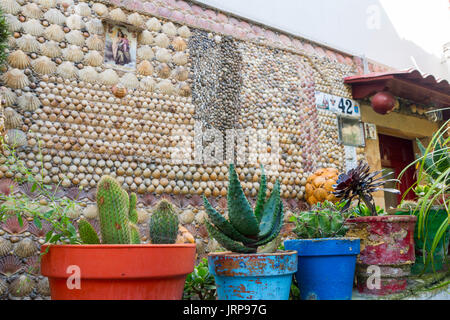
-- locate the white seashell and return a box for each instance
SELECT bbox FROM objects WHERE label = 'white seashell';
[154,33,170,48]
[74,3,91,17]
[156,79,174,95]
[146,17,161,32]
[16,34,40,53]
[5,129,27,148]
[128,12,143,27]
[63,45,84,62]
[162,22,177,37]
[66,14,85,30]
[86,34,104,51]
[137,60,153,76]
[138,30,153,45]
[44,8,66,26]
[120,73,139,90]
[139,76,155,91]
[0,0,21,15]
[176,82,191,97]
[57,0,74,7]
[1,69,30,89]
[99,69,119,86]
[92,3,108,17]
[22,3,42,19]
[84,50,103,67]
[40,40,62,58]
[7,36,17,50]
[156,63,171,78]
[83,205,98,219]
[137,45,154,60]
[85,18,104,35]
[23,19,44,37]
[172,66,189,81]
[57,61,78,79]
[172,52,188,65]
[17,92,40,111]
[4,14,21,32]
[4,107,23,129]
[109,8,127,23]
[155,48,171,63]
[177,26,191,38]
[32,56,56,75]
[172,37,187,51]
[39,0,57,9]
[44,24,65,42]
[7,50,30,69]
[79,66,98,83]
[65,30,85,46]
[0,87,17,107]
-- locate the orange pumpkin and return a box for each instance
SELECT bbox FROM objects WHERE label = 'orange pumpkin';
[305,168,339,205]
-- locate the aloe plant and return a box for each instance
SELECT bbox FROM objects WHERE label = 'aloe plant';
[204,164,283,254]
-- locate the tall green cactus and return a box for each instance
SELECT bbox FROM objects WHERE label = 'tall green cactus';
[204,164,284,254]
[78,175,141,244]
[149,200,179,244]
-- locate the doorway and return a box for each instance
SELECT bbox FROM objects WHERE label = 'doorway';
[378,134,416,209]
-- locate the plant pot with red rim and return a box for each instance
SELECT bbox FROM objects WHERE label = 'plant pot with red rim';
[40,176,196,300]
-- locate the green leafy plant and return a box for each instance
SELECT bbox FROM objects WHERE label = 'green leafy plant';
[290,201,349,239]
[183,258,216,300]
[203,164,283,253]
[149,199,179,244]
[0,9,9,68]
[350,203,385,217]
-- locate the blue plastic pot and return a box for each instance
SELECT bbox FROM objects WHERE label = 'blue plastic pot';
[208,251,297,300]
[284,238,360,300]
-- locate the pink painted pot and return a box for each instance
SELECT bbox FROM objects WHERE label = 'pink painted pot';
[346,215,417,296]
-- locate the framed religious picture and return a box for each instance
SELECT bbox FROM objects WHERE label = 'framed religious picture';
[104,24,138,70]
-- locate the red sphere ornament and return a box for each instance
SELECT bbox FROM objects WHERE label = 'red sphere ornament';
[371,91,396,115]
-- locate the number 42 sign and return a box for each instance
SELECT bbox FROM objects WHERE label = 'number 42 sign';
[315,91,361,118]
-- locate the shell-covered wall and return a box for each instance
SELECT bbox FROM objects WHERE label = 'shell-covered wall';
[0,0,374,300]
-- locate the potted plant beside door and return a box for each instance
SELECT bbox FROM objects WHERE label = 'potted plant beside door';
[204,164,297,300]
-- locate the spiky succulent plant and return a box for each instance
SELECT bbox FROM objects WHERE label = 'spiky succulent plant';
[149,199,179,244]
[0,9,9,69]
[204,164,283,254]
[333,161,400,216]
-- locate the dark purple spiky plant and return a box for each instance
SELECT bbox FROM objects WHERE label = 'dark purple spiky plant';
[333,161,400,216]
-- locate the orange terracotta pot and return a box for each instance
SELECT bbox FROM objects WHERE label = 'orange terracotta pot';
[40,244,196,300]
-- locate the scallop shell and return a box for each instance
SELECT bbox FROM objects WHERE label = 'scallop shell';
[138,30,153,45]
[172,66,189,81]
[74,2,91,16]
[14,238,37,258]
[99,69,119,86]
[154,33,170,48]
[82,205,98,219]
[156,79,174,95]
[4,107,23,129]
[86,34,104,51]
[44,24,65,42]
[44,8,66,25]
[1,69,30,89]
[78,66,98,83]
[178,25,191,38]
[84,50,103,67]
[5,129,27,148]
[128,12,143,27]
[17,92,40,111]
[146,17,161,31]
[0,0,21,15]
[120,73,139,90]
[57,0,74,7]
[39,0,57,9]
[172,52,188,65]
[155,48,171,63]
[176,82,191,97]
[16,34,40,53]
[0,238,12,257]
[22,3,42,19]
[0,87,17,107]
[28,220,52,237]
[65,30,85,46]
[57,61,78,79]
[137,45,154,60]
[92,3,108,16]
[109,8,127,23]
[0,255,22,276]
[41,40,62,58]
[37,278,50,296]
[86,18,104,35]
[32,56,56,75]
[162,22,177,37]
[63,45,84,62]
[23,19,44,37]
[137,60,153,76]
[172,37,187,52]
[5,14,21,32]
[156,63,171,79]
[66,14,85,30]
[8,36,17,50]
[139,76,156,91]
[7,50,30,69]
[9,275,34,297]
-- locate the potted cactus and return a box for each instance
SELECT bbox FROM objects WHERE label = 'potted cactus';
[40,176,196,300]
[204,164,297,300]
[285,201,360,300]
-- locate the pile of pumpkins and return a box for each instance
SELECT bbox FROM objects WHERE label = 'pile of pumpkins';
[305,167,339,205]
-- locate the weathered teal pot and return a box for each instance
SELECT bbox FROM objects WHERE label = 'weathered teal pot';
[208,251,297,300]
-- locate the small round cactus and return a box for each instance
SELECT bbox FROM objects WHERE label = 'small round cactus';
[149,200,179,244]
